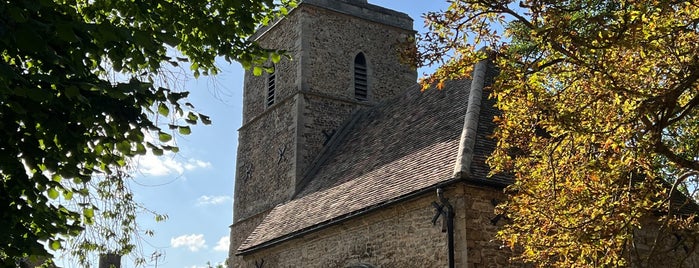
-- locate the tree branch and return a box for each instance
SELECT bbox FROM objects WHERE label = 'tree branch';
[654,141,699,172]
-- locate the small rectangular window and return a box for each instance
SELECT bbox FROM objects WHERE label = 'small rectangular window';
[354,53,368,100]
[267,71,275,107]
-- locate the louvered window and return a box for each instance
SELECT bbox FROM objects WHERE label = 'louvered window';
[266,68,276,107]
[354,53,368,101]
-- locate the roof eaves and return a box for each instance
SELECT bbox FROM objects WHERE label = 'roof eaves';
[463,177,510,189]
[236,177,463,255]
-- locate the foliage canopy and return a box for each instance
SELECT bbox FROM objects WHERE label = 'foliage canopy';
[419,0,699,266]
[0,0,294,265]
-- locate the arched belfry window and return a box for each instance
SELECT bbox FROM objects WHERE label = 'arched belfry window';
[266,65,276,107]
[354,53,368,101]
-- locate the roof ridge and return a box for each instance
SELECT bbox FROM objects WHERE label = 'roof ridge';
[453,58,490,179]
[293,83,421,198]
[293,108,368,198]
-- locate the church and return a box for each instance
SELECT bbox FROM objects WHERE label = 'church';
[227,1,512,267]
[225,0,699,267]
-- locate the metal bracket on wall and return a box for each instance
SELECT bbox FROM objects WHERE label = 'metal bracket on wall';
[431,201,447,232]
[277,144,287,164]
[243,162,253,182]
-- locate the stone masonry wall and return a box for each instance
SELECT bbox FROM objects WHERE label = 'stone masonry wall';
[228,211,269,268]
[298,94,359,180]
[455,184,512,267]
[302,6,416,101]
[234,184,516,268]
[233,98,298,221]
[242,11,302,124]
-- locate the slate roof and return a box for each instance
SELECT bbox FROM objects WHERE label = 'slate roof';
[238,62,508,253]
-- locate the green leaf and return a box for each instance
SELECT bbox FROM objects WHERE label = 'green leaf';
[116,140,131,153]
[158,103,170,116]
[152,147,164,156]
[77,188,89,196]
[158,132,172,142]
[94,144,104,154]
[162,34,181,47]
[186,112,198,125]
[154,214,168,222]
[242,61,252,70]
[50,240,61,250]
[63,190,73,200]
[56,23,78,43]
[47,188,59,199]
[179,126,191,135]
[83,207,94,219]
[253,66,263,76]
[200,115,212,125]
[135,143,147,155]
[65,86,80,99]
[271,53,281,63]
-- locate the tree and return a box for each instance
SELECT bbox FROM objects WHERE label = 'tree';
[418,0,699,266]
[0,0,295,265]
[59,164,169,267]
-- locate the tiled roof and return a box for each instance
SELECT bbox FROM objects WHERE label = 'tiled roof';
[238,64,508,253]
[297,80,470,197]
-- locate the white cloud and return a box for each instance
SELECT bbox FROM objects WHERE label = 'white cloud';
[170,234,207,252]
[196,195,232,206]
[188,262,224,268]
[184,159,212,171]
[213,236,230,252]
[135,153,211,177]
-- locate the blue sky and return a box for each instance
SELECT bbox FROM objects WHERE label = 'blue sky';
[58,1,448,267]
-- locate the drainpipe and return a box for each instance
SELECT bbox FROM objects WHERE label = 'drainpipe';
[433,188,455,268]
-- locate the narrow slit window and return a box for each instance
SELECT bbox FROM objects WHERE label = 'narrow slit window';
[266,68,276,107]
[354,53,368,101]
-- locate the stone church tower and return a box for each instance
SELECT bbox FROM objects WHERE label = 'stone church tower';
[230,0,417,262]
